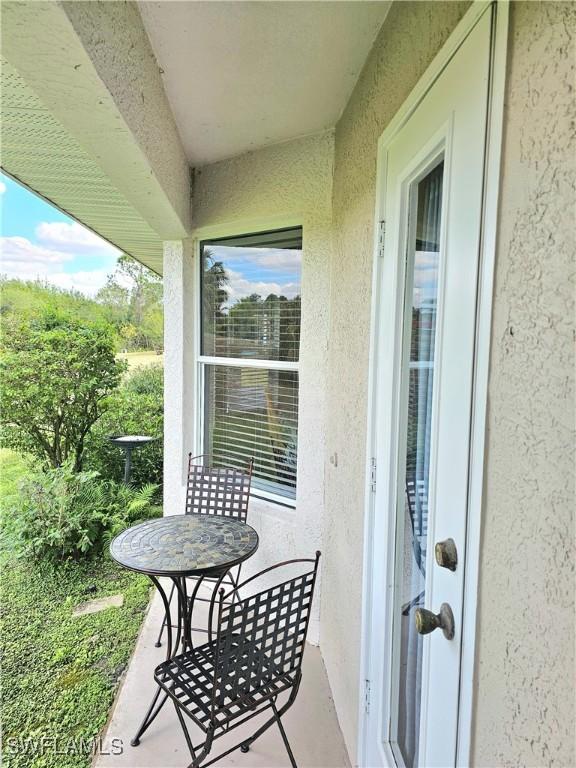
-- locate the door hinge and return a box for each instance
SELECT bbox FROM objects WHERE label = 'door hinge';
[364,679,371,715]
[378,220,386,257]
[369,457,377,493]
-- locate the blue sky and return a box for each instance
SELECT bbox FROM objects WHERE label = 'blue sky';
[0,172,120,296]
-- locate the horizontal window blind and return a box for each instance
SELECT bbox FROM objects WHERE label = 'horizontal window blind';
[200,227,302,501]
[203,366,299,500]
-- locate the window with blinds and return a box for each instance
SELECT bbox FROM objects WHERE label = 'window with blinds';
[199,227,302,502]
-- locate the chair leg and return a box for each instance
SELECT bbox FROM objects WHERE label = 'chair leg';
[186,728,214,768]
[272,702,297,768]
[169,694,215,768]
[239,688,298,756]
[173,699,197,762]
[229,563,242,604]
[155,581,176,647]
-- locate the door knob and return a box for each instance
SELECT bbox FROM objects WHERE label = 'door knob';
[414,603,455,640]
[434,538,458,571]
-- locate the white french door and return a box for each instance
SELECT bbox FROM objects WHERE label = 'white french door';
[362,5,504,767]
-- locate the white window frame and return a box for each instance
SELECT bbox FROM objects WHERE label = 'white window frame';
[193,217,303,508]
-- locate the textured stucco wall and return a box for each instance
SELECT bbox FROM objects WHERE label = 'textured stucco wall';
[472,4,575,766]
[163,240,195,517]
[322,2,471,759]
[187,131,335,642]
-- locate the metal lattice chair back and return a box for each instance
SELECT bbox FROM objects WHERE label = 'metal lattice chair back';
[405,476,429,538]
[185,454,253,522]
[154,554,321,767]
[211,554,320,722]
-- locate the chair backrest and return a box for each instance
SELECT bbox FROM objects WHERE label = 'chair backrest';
[406,476,429,575]
[185,453,253,522]
[211,553,321,719]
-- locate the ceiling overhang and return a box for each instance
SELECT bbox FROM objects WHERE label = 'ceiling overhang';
[1,0,191,274]
[139,1,391,165]
[1,1,391,274]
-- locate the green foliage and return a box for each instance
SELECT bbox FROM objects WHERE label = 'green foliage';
[2,250,164,356]
[0,450,31,557]
[0,278,114,335]
[9,461,159,562]
[0,556,150,768]
[123,362,163,397]
[202,250,229,336]
[0,449,154,768]
[96,255,163,351]
[84,365,163,487]
[1,312,125,471]
[100,482,159,546]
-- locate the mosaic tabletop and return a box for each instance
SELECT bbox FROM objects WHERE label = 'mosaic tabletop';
[110,515,259,576]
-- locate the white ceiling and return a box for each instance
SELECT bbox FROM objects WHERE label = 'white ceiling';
[138,1,390,166]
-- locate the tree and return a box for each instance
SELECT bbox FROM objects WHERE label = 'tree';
[202,250,229,327]
[96,255,163,350]
[0,311,125,471]
[226,292,301,360]
[94,275,131,328]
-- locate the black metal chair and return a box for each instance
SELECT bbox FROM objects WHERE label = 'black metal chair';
[401,475,429,616]
[154,553,321,768]
[405,476,428,575]
[155,453,254,647]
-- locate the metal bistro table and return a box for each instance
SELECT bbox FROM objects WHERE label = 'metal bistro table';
[110,514,259,747]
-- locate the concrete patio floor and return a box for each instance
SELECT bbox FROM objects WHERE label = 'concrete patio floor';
[94,587,350,768]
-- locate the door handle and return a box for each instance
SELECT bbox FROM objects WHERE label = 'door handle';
[415,603,455,640]
[435,538,458,570]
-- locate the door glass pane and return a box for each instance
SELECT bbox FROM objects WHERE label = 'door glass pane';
[393,160,443,768]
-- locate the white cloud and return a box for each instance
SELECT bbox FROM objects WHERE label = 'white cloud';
[0,181,6,195]
[1,236,74,270]
[47,269,112,296]
[213,246,301,272]
[36,221,120,255]
[247,249,301,270]
[225,268,300,304]
[0,236,111,296]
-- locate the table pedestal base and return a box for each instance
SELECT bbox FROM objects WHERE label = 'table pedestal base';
[131,570,228,747]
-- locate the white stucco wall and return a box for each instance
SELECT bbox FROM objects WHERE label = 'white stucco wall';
[167,132,335,642]
[471,3,575,765]
[163,240,195,515]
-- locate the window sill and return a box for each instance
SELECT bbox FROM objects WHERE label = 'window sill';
[249,495,297,521]
[251,490,296,511]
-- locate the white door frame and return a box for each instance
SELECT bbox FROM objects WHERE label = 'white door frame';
[358,2,509,766]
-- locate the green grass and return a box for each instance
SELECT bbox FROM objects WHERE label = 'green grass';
[116,351,163,370]
[0,450,152,768]
[0,449,29,510]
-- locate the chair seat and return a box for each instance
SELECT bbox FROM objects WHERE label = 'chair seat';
[155,637,295,730]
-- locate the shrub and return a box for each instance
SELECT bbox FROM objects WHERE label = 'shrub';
[9,461,159,562]
[84,365,163,488]
[0,311,125,471]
